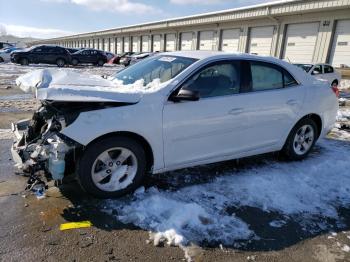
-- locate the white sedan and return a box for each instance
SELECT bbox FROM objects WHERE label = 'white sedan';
[294,63,341,88]
[0,47,21,62]
[13,51,338,198]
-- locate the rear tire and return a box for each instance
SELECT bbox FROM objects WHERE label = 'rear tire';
[331,80,338,88]
[77,136,147,198]
[56,58,65,67]
[71,58,79,66]
[20,58,29,66]
[282,118,318,160]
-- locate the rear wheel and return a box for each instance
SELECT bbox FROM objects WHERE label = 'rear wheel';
[71,58,79,66]
[56,58,65,67]
[77,136,147,198]
[331,80,338,88]
[282,118,318,160]
[20,58,29,66]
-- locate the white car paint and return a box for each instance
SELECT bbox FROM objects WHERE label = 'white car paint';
[294,63,342,86]
[18,51,338,174]
[0,48,13,62]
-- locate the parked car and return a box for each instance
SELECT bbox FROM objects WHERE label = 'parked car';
[70,49,108,66]
[13,51,338,198]
[104,51,115,62]
[109,52,134,65]
[11,45,72,67]
[129,52,157,66]
[0,42,14,49]
[120,52,141,66]
[0,47,22,62]
[66,48,81,54]
[294,63,341,88]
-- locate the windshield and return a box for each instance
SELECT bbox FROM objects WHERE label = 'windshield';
[294,64,313,73]
[112,55,197,86]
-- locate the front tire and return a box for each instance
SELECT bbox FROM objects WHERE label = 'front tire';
[77,136,146,198]
[282,118,318,160]
[97,59,104,66]
[56,58,65,67]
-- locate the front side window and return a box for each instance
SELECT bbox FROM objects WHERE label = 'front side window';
[33,47,43,53]
[251,62,283,91]
[181,61,240,98]
[324,65,334,74]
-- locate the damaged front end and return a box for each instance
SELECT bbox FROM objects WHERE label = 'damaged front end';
[11,101,82,183]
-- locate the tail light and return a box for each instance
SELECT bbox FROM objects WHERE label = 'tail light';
[331,86,339,97]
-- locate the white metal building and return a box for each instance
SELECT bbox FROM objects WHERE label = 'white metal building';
[33,0,350,67]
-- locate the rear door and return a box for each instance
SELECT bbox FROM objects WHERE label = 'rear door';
[30,47,45,63]
[237,60,305,148]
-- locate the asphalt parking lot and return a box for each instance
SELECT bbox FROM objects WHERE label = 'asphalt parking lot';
[0,63,350,262]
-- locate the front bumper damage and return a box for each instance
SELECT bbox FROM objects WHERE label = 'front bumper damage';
[11,117,77,192]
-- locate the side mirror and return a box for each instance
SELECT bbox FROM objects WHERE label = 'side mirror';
[170,89,200,102]
[312,70,320,75]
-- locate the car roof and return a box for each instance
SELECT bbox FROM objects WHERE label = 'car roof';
[164,50,288,62]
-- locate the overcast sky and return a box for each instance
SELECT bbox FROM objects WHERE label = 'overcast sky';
[0,0,273,39]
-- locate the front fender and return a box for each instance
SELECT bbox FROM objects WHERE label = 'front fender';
[61,103,164,170]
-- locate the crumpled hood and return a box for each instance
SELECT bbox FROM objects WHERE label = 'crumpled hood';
[15,68,142,103]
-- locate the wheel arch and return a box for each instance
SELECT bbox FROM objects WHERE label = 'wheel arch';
[86,131,154,172]
[332,79,339,85]
[293,113,322,139]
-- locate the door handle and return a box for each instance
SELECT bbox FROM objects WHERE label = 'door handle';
[228,108,244,115]
[286,99,299,106]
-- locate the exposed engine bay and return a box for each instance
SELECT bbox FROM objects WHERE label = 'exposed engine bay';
[11,100,130,187]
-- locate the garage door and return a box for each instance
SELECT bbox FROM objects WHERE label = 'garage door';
[124,37,130,52]
[248,26,274,56]
[132,36,140,52]
[330,20,350,67]
[104,38,109,51]
[165,34,176,51]
[181,32,193,51]
[152,35,161,52]
[221,29,240,52]
[283,22,319,63]
[141,36,149,52]
[199,31,216,50]
[115,38,122,54]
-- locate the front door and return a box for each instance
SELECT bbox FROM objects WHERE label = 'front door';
[163,60,246,168]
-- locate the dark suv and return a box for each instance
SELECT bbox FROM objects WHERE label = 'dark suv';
[11,45,72,67]
[70,49,107,66]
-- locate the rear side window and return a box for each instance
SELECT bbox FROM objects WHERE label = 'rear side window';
[251,62,283,91]
[248,61,298,92]
[324,65,334,74]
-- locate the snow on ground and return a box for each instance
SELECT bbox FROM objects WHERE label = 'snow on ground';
[340,79,350,90]
[105,135,350,248]
[0,129,14,139]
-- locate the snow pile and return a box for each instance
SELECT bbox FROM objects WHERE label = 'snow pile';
[337,108,350,121]
[340,79,350,90]
[15,68,167,102]
[106,138,350,247]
